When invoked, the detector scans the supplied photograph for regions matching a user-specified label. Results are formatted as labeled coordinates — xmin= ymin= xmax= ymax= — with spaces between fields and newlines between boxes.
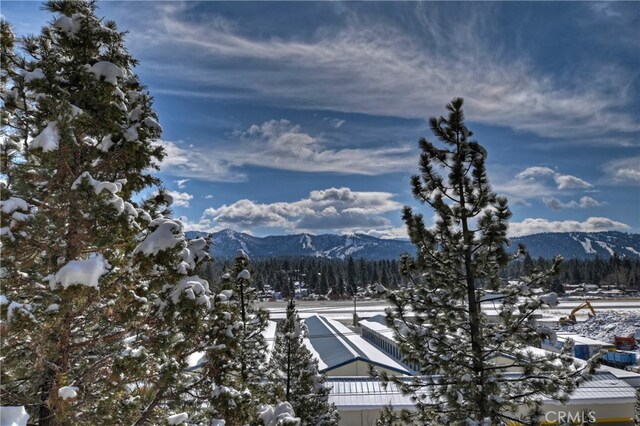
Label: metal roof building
xmin=328 ymin=372 xmax=638 ymax=407
xmin=327 ymin=372 xmax=637 ymax=426
xmin=359 ymin=315 xmax=420 ymax=371
xmin=354 ymin=315 xmax=638 ymax=426
xmin=303 ymin=314 xmax=413 ymax=376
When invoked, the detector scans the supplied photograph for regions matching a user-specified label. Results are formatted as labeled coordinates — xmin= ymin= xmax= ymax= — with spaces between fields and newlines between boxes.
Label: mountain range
xmin=185 ymin=230 xmax=640 ymax=261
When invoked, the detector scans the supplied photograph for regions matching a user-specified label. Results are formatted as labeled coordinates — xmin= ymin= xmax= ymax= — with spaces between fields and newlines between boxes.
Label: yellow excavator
xmin=559 ymin=301 xmax=596 ymax=325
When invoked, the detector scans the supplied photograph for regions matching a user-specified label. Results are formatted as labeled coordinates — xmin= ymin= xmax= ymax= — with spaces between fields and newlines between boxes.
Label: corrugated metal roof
xmin=359 ymin=319 xmax=395 ymax=336
xmin=327 ymin=372 xmax=637 ymax=410
xmin=304 ymin=315 xmax=411 ymax=375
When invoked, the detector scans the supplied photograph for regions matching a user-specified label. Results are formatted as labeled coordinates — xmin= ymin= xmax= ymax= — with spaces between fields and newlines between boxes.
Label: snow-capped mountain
xmin=186 ymin=230 xmax=640 ymax=260
xmin=186 ymin=229 xmax=416 ymax=260
xmin=508 ymin=231 xmax=640 ymax=260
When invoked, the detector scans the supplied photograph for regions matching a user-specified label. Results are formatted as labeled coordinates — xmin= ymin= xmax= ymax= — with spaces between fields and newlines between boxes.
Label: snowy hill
xmin=186 ymin=230 xmax=640 ymax=260
xmin=187 ymin=229 xmax=415 ymax=260
xmin=508 ymin=231 xmax=640 ymax=260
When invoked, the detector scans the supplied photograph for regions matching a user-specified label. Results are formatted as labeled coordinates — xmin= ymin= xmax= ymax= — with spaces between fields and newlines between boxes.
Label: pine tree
xmin=347 ymin=256 xmax=357 ymax=296
xmin=191 ymin=250 xmax=274 ymax=425
xmin=271 ymin=300 xmax=339 ymax=426
xmin=380 ymin=98 xmax=598 ymax=425
xmin=1 ymin=2 xmax=212 ymax=424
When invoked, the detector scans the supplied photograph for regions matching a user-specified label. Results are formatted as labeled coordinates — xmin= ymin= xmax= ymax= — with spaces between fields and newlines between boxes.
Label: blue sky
xmin=4 ymin=1 xmax=639 ymax=238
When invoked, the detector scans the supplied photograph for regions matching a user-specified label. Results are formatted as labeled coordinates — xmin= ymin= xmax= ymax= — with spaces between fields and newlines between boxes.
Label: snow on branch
xmin=71 ymin=172 xmax=137 ymax=217
xmin=133 ymin=218 xmax=184 ymax=256
xmin=169 ymin=275 xmax=211 ymax=309
xmin=29 ymin=122 xmax=60 ymax=152
xmin=53 ymin=13 xmax=85 ymax=36
xmin=258 ymin=402 xmax=300 ymax=426
xmin=51 ymin=254 xmax=111 ymax=290
xmin=87 ymin=61 xmax=124 ymax=86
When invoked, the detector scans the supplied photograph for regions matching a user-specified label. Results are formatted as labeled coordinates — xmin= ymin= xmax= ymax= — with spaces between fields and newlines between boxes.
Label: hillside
xmin=186 ymin=230 xmax=640 ymax=260
xmin=509 ymin=231 xmax=640 ymax=260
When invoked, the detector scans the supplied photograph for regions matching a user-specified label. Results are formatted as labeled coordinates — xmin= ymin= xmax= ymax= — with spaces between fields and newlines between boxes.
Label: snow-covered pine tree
xmin=379 ymin=98 xmax=598 ymax=425
xmin=0 ymin=2 xmax=212 ymax=424
xmin=191 ymin=249 xmax=274 ymax=425
xmin=271 ymin=299 xmax=339 ymax=426
xmin=1 ymin=19 xmax=20 ymax=178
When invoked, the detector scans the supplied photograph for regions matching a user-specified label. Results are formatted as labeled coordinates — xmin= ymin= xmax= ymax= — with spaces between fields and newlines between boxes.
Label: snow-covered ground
xmin=260 ymin=298 xmax=640 ymax=321
xmin=566 ymin=310 xmax=640 ymax=343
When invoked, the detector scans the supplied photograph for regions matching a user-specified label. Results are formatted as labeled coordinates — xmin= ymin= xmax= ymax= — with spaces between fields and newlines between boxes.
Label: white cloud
xmin=154 ymin=140 xmax=246 ymax=182
xmin=324 ymin=117 xmax=346 ymax=128
xmin=516 ymin=167 xmax=557 ymax=179
xmin=357 ymin=227 xmax=409 ymax=240
xmin=516 ymin=166 xmax=592 ymax=190
xmin=509 ymin=216 xmax=629 ymax=237
xmin=495 ymin=177 xmax=555 ymax=202
xmin=205 ymin=195 xmax=215 ymax=199
xmin=600 ymin=156 xmax=640 ymax=185
xmin=543 ymin=196 xmax=605 ymax=210
xmin=229 ymin=119 xmax=415 ymax=175
xmin=554 ymin=175 xmax=592 ymax=190
xmin=495 ymin=166 xmax=593 ymax=205
xmin=155 ymin=140 xmax=190 ymax=167
xmin=185 ymin=187 xmax=402 ymax=234
xmin=138 ymin=3 xmax=638 ymax=146
xmin=154 ymin=121 xmax=415 ymax=181
xmin=589 ymin=2 xmax=622 ymax=18
xmin=174 ymin=179 xmax=190 ymax=189
xmin=165 ymin=190 xmax=193 ymax=207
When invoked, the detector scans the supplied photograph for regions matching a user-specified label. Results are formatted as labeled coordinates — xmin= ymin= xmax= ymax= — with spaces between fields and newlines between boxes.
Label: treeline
xmin=199 ymin=256 xmax=404 ymax=298
xmin=501 ymin=254 xmax=640 ymax=290
xmin=199 ymin=254 xmax=640 ymax=298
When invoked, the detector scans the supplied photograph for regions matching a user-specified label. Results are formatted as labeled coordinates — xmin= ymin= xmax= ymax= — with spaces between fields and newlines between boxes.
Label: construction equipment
xmin=614 ymin=335 xmax=638 ymax=350
xmin=559 ymin=301 xmax=596 ymax=326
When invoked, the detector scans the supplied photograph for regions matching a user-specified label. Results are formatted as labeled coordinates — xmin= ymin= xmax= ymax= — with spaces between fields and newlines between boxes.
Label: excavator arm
xmin=559 ymin=301 xmax=596 ymax=325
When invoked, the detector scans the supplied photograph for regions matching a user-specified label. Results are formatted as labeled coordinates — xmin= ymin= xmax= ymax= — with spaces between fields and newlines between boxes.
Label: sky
xmin=3 ymin=1 xmax=639 ymax=238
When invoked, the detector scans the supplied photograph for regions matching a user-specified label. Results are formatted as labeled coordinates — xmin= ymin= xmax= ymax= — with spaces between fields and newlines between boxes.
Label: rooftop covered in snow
xmin=327 ymin=371 xmax=637 ymax=411
xmin=303 ymin=315 xmax=412 ymax=376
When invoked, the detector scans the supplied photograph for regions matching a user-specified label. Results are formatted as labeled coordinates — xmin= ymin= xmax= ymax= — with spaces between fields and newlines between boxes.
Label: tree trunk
xmin=286 ymin=337 xmax=291 ymax=400
xmin=456 ymin=135 xmax=488 ymax=420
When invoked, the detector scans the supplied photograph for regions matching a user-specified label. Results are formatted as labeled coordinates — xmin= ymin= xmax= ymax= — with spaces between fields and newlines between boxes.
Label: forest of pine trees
xmin=502 ymin=254 xmax=640 ymax=291
xmin=197 ymin=254 xmax=640 ymax=300
xmin=199 ymin=256 xmax=405 ymax=299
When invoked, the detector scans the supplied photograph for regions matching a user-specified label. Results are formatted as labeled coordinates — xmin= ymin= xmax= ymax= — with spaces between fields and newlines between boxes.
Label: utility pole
xmin=353 ymin=295 xmax=358 ymax=326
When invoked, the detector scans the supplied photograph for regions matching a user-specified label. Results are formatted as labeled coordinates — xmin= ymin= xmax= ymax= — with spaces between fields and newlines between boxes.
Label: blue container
xmin=603 ymin=351 xmax=637 ymax=366
xmin=573 ymin=345 xmax=590 ymax=360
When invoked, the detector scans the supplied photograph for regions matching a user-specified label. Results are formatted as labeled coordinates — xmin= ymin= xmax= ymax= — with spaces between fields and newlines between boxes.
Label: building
xmin=327 ymin=372 xmax=637 ymax=426
xmin=542 ymin=332 xmax=616 ymax=360
xmin=303 ymin=314 xmax=412 ymax=376
xmin=334 ymin=315 xmax=638 ymax=426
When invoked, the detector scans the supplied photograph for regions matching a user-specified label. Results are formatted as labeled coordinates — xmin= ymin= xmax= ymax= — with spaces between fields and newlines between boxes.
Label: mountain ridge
xmin=185 ymin=229 xmax=640 ymax=261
